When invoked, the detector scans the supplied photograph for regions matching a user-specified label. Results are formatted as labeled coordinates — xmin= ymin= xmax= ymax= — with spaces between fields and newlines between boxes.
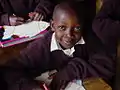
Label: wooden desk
xmin=0 ymin=41 xmax=30 ymax=65
xmin=84 ymin=78 xmax=112 ymax=90
xmin=0 ymin=33 xmax=45 ymax=65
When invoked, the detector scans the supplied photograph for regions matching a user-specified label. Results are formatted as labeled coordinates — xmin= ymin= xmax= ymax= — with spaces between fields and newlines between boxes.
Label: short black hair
xmin=52 ymin=1 xmax=85 ymax=24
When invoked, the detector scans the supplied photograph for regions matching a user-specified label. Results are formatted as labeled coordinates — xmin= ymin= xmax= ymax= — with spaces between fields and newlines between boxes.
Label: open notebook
xmin=0 ymin=21 xmax=49 ymax=47
xmin=65 ymin=80 xmax=86 ymax=90
xmin=3 ymin=21 xmax=50 ymax=39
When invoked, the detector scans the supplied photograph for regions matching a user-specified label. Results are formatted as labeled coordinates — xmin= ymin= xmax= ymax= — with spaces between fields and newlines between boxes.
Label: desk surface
xmin=0 ymin=41 xmax=30 ymax=65
xmin=84 ymin=78 xmax=112 ymax=90
xmin=0 ymin=32 xmax=44 ymax=65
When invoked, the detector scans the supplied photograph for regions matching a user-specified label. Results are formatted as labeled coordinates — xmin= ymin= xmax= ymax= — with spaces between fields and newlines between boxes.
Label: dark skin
xmin=9 ymin=15 xmax=25 ymax=26
xmin=29 ymin=12 xmax=44 ymax=21
xmin=51 ymin=9 xmax=82 ymax=49
xmin=50 ymin=7 xmax=82 ymax=89
xmin=9 ymin=12 xmax=44 ymax=26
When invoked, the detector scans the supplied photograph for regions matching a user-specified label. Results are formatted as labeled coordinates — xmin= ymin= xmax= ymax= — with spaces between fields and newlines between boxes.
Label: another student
xmin=92 ymin=0 xmax=120 ymax=53
xmin=92 ymin=0 xmax=120 ymax=89
xmin=0 ymin=0 xmax=54 ymax=26
xmin=3 ymin=2 xmax=115 ymax=90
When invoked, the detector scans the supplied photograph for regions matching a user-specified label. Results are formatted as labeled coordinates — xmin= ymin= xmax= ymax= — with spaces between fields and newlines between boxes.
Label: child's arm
xmin=2 ymin=37 xmax=50 ymax=90
xmin=50 ymin=52 xmax=115 ymax=90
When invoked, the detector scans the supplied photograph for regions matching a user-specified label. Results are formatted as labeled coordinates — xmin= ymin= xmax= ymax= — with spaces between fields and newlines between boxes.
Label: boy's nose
xmin=66 ymin=29 xmax=73 ymax=37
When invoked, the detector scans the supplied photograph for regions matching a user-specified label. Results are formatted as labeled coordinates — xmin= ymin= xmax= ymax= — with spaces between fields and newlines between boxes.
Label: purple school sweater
xmin=3 ymin=31 xmax=115 ymax=90
xmin=92 ymin=0 xmax=120 ymax=53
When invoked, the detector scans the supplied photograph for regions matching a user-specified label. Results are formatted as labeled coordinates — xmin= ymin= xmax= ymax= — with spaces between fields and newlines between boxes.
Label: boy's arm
xmin=92 ymin=0 xmax=120 ymax=42
xmin=50 ymin=52 xmax=115 ymax=90
xmin=34 ymin=0 xmax=54 ymax=20
xmin=3 ymin=38 xmax=49 ymax=90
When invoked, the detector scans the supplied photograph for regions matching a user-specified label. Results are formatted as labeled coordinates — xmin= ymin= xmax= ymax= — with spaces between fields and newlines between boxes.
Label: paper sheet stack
xmin=3 ymin=21 xmax=50 ymax=40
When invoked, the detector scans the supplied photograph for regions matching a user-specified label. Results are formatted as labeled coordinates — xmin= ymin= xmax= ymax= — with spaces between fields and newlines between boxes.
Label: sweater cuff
xmin=0 ymin=14 xmax=10 ymax=25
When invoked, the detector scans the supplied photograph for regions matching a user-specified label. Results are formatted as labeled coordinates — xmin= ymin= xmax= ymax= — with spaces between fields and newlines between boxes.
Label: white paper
xmin=3 ymin=21 xmax=50 ymax=39
xmin=35 ymin=70 xmax=57 ymax=85
xmin=65 ymin=80 xmax=86 ymax=90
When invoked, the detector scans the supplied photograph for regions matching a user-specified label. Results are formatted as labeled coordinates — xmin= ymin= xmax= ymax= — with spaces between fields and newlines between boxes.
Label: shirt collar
xmin=50 ymin=33 xmax=85 ymax=56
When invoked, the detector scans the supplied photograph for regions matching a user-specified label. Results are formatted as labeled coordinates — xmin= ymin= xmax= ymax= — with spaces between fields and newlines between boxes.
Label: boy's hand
xmin=29 ymin=12 xmax=44 ymax=21
xmin=49 ymin=72 xmax=69 ymax=90
xmin=50 ymin=78 xmax=69 ymax=90
xmin=48 ymin=70 xmax=57 ymax=79
xmin=9 ymin=15 xmax=24 ymax=26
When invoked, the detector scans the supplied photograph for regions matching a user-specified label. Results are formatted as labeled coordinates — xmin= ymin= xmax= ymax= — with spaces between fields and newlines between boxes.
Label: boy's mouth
xmin=63 ymin=40 xmax=73 ymax=46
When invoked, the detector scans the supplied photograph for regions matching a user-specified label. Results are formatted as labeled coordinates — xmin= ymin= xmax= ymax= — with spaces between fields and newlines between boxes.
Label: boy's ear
xmin=50 ymin=19 xmax=55 ymax=31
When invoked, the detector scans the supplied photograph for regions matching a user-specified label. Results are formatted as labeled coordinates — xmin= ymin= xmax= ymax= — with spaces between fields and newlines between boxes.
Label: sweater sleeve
xmin=92 ymin=0 xmax=120 ymax=43
xmin=3 ymin=37 xmax=50 ymax=90
xmin=0 ymin=2 xmax=10 ymax=25
xmin=0 ymin=13 xmax=10 ymax=25
xmin=50 ymin=51 xmax=115 ymax=90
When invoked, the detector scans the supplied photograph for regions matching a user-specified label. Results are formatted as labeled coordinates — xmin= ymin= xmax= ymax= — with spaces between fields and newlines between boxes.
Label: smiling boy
xmin=3 ymin=1 xmax=115 ymax=90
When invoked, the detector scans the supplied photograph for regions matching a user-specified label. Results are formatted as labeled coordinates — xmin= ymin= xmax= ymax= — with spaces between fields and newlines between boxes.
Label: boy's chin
xmin=61 ymin=44 xmax=74 ymax=49
xmin=65 ymin=45 xmax=73 ymax=49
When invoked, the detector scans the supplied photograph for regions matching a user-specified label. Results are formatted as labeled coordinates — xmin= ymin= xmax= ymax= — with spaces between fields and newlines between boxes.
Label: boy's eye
xmin=74 ymin=26 xmax=81 ymax=31
xmin=58 ymin=26 xmax=66 ymax=31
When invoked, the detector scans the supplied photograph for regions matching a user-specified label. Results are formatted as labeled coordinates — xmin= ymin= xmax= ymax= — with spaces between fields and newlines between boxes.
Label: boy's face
xmin=51 ymin=10 xmax=82 ymax=49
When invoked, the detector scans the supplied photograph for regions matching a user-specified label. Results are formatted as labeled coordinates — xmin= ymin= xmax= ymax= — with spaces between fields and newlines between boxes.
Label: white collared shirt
xmin=50 ymin=33 xmax=85 ymax=57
